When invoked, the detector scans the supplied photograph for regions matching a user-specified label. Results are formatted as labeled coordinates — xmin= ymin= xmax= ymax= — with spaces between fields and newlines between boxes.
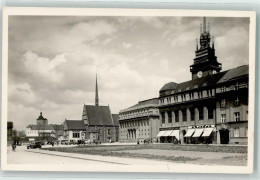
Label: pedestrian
xmin=12 ymin=141 xmax=16 ymax=152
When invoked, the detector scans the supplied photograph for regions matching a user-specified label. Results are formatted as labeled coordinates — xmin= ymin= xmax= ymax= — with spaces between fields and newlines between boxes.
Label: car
xmin=69 ymin=140 xmax=77 ymax=145
xmin=60 ymin=140 xmax=69 ymax=145
xmin=27 ymin=141 xmax=42 ymax=149
xmin=92 ymin=139 xmax=101 ymax=145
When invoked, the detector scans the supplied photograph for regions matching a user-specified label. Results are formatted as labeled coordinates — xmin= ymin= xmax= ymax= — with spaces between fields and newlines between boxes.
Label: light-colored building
xmin=63 ymin=120 xmax=86 ymax=141
xmin=118 ymin=98 xmax=160 ymax=143
xmin=26 ymin=112 xmax=64 ymax=141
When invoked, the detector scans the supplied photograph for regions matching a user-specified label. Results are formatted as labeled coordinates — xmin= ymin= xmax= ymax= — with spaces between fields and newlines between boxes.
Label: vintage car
xmin=27 ymin=141 xmax=42 ymax=149
xmin=60 ymin=140 xmax=69 ymax=145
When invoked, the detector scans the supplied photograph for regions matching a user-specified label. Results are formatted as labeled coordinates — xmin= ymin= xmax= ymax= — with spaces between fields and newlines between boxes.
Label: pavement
xmin=7 ymin=145 xmax=186 ymax=165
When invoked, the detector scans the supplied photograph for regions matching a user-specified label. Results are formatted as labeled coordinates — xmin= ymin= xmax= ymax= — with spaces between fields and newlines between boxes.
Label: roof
xmin=120 ymin=98 xmax=159 ymax=113
xmin=37 ymin=112 xmax=47 ymax=121
xmin=84 ymin=105 xmax=116 ymax=126
xmin=64 ymin=120 xmax=85 ymax=130
xmin=173 ymin=71 xmax=226 ymax=92
xmin=112 ymin=114 xmax=119 ymax=126
xmin=26 ymin=124 xmax=54 ymax=130
xmin=160 ymin=65 xmax=249 ymax=97
xmin=160 ymin=82 xmax=178 ymax=92
xmin=217 ymin=65 xmax=249 ymax=84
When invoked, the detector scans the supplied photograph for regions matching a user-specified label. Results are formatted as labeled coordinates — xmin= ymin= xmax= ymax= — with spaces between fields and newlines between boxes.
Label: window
xmin=208 ymin=107 xmax=214 ymax=119
xmin=108 ymin=129 xmax=111 ymax=135
xmin=234 ymin=82 xmax=239 ymax=90
xmin=234 ymin=112 xmax=240 ymax=122
xmin=168 ymin=111 xmax=172 ymax=123
xmin=174 ymin=110 xmax=179 ymax=122
xmin=234 ymin=97 xmax=240 ymax=106
xmin=73 ymin=132 xmax=80 ymax=138
xmin=161 ymin=112 xmax=165 ymax=124
xmin=199 ymin=107 xmax=204 ymax=120
xmin=220 ymin=99 xmax=226 ymax=108
xmin=190 ymin=108 xmax=195 ymax=121
xmin=182 ymin=109 xmax=187 ymax=121
xmin=221 ymin=86 xmax=226 ymax=92
xmin=221 ymin=114 xmax=226 ymax=123
xmin=234 ymin=128 xmax=239 ymax=137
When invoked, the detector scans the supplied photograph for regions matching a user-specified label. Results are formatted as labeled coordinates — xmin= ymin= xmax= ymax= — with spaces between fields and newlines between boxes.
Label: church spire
xmin=95 ymin=74 xmax=99 ymax=106
xmin=203 ymin=17 xmax=206 ymax=33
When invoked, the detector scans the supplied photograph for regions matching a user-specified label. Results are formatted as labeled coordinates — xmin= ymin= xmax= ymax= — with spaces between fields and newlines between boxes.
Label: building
xmin=63 ymin=120 xmax=86 ymax=141
xmin=118 ymin=98 xmax=160 ymax=143
xmin=157 ymin=17 xmax=248 ymax=145
xmin=7 ymin=121 xmax=13 ymax=142
xmin=26 ymin=112 xmax=64 ymax=141
xmin=63 ymin=75 xmax=119 ymax=143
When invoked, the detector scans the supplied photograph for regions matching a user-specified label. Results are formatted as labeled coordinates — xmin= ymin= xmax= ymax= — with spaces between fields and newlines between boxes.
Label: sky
xmin=8 ymin=16 xmax=249 ymax=130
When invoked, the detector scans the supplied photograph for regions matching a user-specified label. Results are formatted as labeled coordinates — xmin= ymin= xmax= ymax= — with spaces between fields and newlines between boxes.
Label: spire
xmin=203 ymin=17 xmax=206 ymax=33
xmin=196 ymin=38 xmax=198 ymax=50
xmin=212 ymin=36 xmax=215 ymax=49
xmin=207 ymin=22 xmax=210 ymax=33
xmin=95 ymin=74 xmax=99 ymax=106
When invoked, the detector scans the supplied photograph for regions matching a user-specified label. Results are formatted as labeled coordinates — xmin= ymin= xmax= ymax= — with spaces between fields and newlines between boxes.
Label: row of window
xmin=160 ymin=89 xmax=215 ymax=105
xmin=233 ymin=127 xmax=248 ymax=138
xmin=120 ymin=120 xmax=149 ymax=128
xmin=119 ymin=109 xmax=150 ymax=119
xmin=220 ymin=82 xmax=245 ymax=93
xmin=221 ymin=112 xmax=242 ymax=123
xmin=161 ymin=107 xmax=214 ymax=123
xmin=220 ymin=97 xmax=240 ymax=108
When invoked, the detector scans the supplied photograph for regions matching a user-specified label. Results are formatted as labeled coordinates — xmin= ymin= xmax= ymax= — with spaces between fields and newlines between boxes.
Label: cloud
xmin=122 ymin=42 xmax=132 ymax=49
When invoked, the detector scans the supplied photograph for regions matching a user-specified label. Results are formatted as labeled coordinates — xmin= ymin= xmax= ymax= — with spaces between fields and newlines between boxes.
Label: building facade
xmin=157 ymin=17 xmax=248 ymax=145
xmin=26 ymin=112 xmax=64 ymax=141
xmin=118 ymin=98 xmax=160 ymax=143
xmin=63 ymin=75 xmax=119 ymax=143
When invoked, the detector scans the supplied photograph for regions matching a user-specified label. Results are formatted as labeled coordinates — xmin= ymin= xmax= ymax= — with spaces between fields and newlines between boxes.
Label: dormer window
xmin=221 ymin=86 xmax=226 ymax=92
xmin=234 ymin=82 xmax=239 ymax=90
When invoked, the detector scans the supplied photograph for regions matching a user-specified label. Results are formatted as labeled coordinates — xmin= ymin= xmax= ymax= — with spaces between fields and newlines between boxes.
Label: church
xmin=157 ymin=17 xmax=248 ymax=145
xmin=63 ymin=75 xmax=119 ymax=143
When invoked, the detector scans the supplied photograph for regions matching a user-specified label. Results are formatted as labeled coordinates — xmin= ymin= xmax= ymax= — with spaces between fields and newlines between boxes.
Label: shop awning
xmin=184 ymin=129 xmax=195 ymax=137
xmin=169 ymin=130 xmax=180 ymax=140
xmin=192 ymin=129 xmax=204 ymax=137
xmin=163 ymin=130 xmax=173 ymax=136
xmin=201 ymin=128 xmax=213 ymax=137
xmin=157 ymin=130 xmax=166 ymax=137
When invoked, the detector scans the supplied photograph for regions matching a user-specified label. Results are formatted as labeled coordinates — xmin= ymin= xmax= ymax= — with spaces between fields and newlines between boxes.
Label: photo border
xmin=1 ymin=7 xmax=256 ymax=173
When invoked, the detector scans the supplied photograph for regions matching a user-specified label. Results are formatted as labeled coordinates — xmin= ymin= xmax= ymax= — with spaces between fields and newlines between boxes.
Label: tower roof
xmin=37 ymin=112 xmax=47 ymax=121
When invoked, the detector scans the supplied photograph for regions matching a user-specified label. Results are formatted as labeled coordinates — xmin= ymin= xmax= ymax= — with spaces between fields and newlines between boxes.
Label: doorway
xmin=219 ymin=129 xmax=229 ymax=144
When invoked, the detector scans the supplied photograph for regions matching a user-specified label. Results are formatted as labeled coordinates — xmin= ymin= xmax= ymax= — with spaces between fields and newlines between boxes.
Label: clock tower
xmin=190 ymin=17 xmax=222 ymax=80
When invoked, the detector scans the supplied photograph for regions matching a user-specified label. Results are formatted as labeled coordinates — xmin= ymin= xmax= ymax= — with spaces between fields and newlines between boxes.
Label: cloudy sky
xmin=8 ymin=16 xmax=249 ymax=130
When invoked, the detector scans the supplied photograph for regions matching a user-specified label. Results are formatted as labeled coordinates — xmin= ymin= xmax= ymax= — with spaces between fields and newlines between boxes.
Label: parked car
xmin=27 ymin=141 xmax=42 ymax=149
xmin=92 ymin=139 xmax=101 ymax=145
xmin=69 ymin=140 xmax=77 ymax=145
xmin=60 ymin=140 xmax=69 ymax=145
xmin=84 ymin=139 xmax=91 ymax=144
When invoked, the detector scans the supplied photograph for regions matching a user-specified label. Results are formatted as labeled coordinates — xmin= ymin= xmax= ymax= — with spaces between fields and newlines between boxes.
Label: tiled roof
xmin=65 ymin=120 xmax=85 ymax=130
xmin=112 ymin=114 xmax=119 ymax=126
xmin=174 ymin=71 xmax=226 ymax=92
xmin=160 ymin=82 xmax=178 ymax=92
xmin=27 ymin=124 xmax=54 ymax=130
xmin=120 ymin=98 xmax=159 ymax=112
xmin=217 ymin=65 xmax=249 ymax=84
xmin=160 ymin=65 xmax=249 ymax=97
xmin=84 ymin=105 xmax=116 ymax=126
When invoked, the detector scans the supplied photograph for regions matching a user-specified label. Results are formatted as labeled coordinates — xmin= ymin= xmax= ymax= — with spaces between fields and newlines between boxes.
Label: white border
xmin=1 ymin=7 xmax=256 ymax=173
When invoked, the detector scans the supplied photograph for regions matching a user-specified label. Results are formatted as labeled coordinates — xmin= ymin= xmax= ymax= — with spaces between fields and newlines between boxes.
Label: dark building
xmin=157 ymin=17 xmax=248 ymax=145
xmin=7 ymin=121 xmax=13 ymax=142
xmin=63 ymin=75 xmax=119 ymax=143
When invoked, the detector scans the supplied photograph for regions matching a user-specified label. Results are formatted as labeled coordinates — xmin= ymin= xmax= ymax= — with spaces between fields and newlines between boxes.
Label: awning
xmin=163 ymin=130 xmax=173 ymax=136
xmin=202 ymin=128 xmax=213 ymax=137
xmin=184 ymin=129 xmax=195 ymax=137
xmin=192 ymin=129 xmax=204 ymax=137
xmin=157 ymin=130 xmax=166 ymax=137
xmin=169 ymin=130 xmax=180 ymax=140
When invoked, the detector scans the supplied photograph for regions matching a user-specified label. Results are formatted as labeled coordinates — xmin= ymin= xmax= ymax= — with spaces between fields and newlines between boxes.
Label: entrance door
xmin=219 ymin=129 xmax=229 ymax=144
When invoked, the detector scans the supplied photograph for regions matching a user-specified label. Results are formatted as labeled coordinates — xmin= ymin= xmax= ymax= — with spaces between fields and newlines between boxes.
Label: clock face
xmin=197 ymin=71 xmax=203 ymax=78
xmin=213 ymin=70 xmax=217 ymax=74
